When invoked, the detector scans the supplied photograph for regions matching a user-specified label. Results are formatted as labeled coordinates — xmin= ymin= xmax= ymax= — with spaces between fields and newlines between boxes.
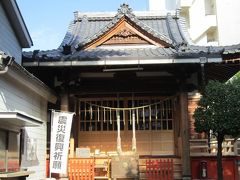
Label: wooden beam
xmin=179 ymin=92 xmax=191 ymax=179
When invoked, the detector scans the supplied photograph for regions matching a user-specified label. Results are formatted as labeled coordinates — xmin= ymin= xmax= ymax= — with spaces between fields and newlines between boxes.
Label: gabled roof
xmin=60 ymin=4 xmax=190 ymax=50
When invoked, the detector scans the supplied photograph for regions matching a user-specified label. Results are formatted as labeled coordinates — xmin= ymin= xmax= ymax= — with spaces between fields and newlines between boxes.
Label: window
xmin=205 ymin=0 xmax=216 ymax=15
xmin=0 ymin=130 xmax=20 ymax=172
xmin=127 ymin=99 xmax=173 ymax=131
xmin=78 ymin=97 xmax=174 ymax=132
xmin=79 ymin=100 xmax=125 ymax=131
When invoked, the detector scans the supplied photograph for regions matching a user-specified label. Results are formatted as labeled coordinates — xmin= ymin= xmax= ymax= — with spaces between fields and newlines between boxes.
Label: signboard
xmin=75 ymin=148 xmax=91 ymax=158
xmin=50 ymin=111 xmax=74 ymax=174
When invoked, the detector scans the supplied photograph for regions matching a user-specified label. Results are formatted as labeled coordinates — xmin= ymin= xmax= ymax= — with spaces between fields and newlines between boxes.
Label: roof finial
xmin=118 ymin=4 xmax=132 ymax=14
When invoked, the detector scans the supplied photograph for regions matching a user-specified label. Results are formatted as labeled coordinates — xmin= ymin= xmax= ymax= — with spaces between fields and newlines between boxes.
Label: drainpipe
xmin=0 ymin=54 xmax=14 ymax=74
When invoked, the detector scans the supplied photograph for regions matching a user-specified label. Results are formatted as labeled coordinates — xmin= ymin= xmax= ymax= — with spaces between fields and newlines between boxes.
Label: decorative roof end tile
xmin=118 ymin=4 xmax=132 ymax=15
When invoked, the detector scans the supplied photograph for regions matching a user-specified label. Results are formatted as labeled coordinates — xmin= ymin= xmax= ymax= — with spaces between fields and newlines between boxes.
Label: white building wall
xmin=0 ymin=4 xmax=22 ymax=64
xmin=188 ymin=0 xmax=206 ymax=43
xmin=181 ymin=0 xmax=240 ymax=46
xmin=149 ymin=0 xmax=240 ymax=46
xmin=215 ymin=0 xmax=240 ymax=45
xmin=0 ymin=75 xmax=48 ymax=180
xmin=149 ymin=0 xmax=180 ymax=12
xmin=22 ymin=122 xmax=47 ymax=180
xmin=0 ymin=2 xmax=52 ymax=179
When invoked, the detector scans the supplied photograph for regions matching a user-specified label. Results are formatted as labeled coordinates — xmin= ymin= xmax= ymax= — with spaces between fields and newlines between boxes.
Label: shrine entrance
xmin=75 ymin=96 xmax=175 ymax=156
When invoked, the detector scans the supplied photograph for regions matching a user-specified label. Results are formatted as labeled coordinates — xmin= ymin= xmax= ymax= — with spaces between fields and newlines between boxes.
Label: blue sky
xmin=17 ymin=0 xmax=149 ymax=50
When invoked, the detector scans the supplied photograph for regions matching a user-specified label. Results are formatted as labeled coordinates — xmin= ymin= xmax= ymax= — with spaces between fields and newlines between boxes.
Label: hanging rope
xmin=80 ymin=96 xmax=175 ymax=126
xmin=83 ymin=96 xmax=175 ymax=111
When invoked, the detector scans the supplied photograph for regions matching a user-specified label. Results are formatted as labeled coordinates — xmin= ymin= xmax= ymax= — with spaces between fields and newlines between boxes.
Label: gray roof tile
xmin=60 ymin=4 xmax=190 ymax=50
xmin=23 ymin=44 xmax=240 ymax=63
xmin=22 ymin=4 xmax=240 ymax=64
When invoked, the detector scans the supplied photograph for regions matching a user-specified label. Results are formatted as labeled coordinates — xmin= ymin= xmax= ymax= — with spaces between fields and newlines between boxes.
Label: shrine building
xmin=22 ymin=4 xmax=240 ymax=180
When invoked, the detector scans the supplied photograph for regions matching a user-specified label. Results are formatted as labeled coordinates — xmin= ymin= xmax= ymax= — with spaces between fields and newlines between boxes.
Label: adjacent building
xmin=149 ymin=0 xmax=240 ymax=46
xmin=0 ymin=0 xmax=56 ymax=179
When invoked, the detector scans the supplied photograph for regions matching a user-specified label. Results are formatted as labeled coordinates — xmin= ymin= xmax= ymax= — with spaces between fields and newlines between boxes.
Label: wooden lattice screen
xmin=68 ymin=158 xmax=94 ymax=180
xmin=146 ymin=159 xmax=173 ymax=180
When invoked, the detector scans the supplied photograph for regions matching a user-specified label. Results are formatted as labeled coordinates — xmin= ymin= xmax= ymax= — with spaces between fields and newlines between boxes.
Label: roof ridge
xmin=74 ymin=11 xmax=174 ymax=20
xmin=165 ymin=13 xmax=177 ymax=46
xmin=177 ymin=17 xmax=194 ymax=45
xmin=75 ymin=4 xmax=174 ymax=50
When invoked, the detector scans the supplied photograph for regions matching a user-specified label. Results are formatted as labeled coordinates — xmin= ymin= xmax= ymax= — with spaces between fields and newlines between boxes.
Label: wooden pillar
xmin=60 ymin=93 xmax=69 ymax=111
xmin=180 ymin=92 xmax=191 ymax=179
xmin=60 ymin=93 xmax=74 ymax=158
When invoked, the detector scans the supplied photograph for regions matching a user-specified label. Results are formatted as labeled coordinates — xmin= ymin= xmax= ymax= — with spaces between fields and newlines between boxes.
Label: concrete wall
xmin=0 ymin=74 xmax=48 ymax=180
xmin=149 ymin=0 xmax=240 ymax=46
xmin=181 ymin=0 xmax=240 ymax=46
xmin=149 ymin=0 xmax=179 ymax=12
xmin=0 ymin=3 xmax=22 ymax=64
xmin=215 ymin=0 xmax=240 ymax=45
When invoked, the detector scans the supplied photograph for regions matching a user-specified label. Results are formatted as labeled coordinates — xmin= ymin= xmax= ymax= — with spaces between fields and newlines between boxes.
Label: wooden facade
xmin=22 ymin=4 xmax=240 ymax=179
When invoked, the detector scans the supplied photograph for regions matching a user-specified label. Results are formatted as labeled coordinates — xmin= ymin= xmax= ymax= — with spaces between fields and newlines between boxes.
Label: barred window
xmin=78 ymin=97 xmax=173 ymax=131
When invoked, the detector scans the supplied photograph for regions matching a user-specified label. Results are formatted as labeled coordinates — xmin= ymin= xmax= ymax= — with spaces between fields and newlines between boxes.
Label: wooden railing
xmin=68 ymin=158 xmax=94 ymax=180
xmin=146 ymin=159 xmax=173 ymax=180
xmin=190 ymin=138 xmax=235 ymax=156
xmin=138 ymin=158 xmax=174 ymax=180
xmin=67 ymin=157 xmax=176 ymax=180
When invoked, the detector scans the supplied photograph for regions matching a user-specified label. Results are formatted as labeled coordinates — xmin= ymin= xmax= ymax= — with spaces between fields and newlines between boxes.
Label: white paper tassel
xmin=149 ymin=106 xmax=152 ymax=122
xmin=143 ymin=107 xmax=145 ymax=123
xmin=129 ymin=109 xmax=132 ymax=125
xmin=136 ymin=108 xmax=139 ymax=125
xmin=110 ymin=108 xmax=112 ymax=124
xmin=155 ymin=104 xmax=158 ymax=120
xmin=97 ymin=107 xmax=100 ymax=122
xmin=168 ymin=100 xmax=171 ymax=114
xmin=116 ymin=109 xmax=118 ymax=122
xmin=123 ymin=110 xmax=125 ymax=125
xmin=78 ymin=100 xmax=81 ymax=118
xmin=90 ymin=105 xmax=93 ymax=120
xmin=104 ymin=108 xmax=106 ymax=123
xmin=85 ymin=102 xmax=87 ymax=118
xmin=162 ymin=102 xmax=165 ymax=116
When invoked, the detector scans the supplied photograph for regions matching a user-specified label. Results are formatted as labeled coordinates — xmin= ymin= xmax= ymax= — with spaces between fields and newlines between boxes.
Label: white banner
xmin=50 ymin=111 xmax=74 ymax=174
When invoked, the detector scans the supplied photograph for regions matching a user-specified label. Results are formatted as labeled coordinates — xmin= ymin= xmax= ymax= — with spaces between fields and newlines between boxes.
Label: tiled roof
xmin=222 ymin=44 xmax=240 ymax=54
xmin=23 ymin=45 xmax=224 ymax=62
xmin=22 ymin=4 xmax=240 ymax=63
xmin=59 ymin=4 xmax=190 ymax=50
